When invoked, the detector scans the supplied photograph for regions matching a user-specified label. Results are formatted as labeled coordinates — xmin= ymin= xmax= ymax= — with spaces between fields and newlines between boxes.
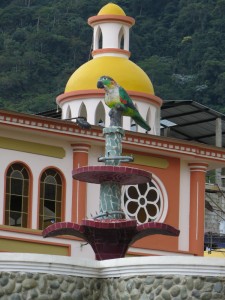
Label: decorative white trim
xmin=128 ymin=247 xmax=193 ymax=256
xmin=178 ymin=161 xmax=190 ymax=251
xmin=0 ymin=253 xmax=225 ymax=278
xmin=196 ymin=181 xmax=199 ymax=240
xmin=153 ymin=174 xmax=168 ymax=223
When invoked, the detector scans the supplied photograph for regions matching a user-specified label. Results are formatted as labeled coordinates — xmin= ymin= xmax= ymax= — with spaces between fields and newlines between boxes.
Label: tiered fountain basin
xmin=43 ymin=220 xmax=179 ymax=260
xmin=43 ymin=165 xmax=179 ymax=260
xmin=72 ymin=165 xmax=152 ymax=184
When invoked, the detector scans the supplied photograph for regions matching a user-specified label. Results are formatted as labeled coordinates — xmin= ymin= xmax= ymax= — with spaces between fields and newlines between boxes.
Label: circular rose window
xmin=122 ymin=175 xmax=168 ymax=224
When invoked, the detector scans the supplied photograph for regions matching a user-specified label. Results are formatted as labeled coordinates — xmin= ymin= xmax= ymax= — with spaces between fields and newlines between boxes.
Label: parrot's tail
xmin=133 ymin=115 xmax=151 ymax=132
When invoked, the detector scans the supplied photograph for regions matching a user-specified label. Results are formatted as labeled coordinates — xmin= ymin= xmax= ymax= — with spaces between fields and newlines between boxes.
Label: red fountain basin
xmin=72 ymin=165 xmax=152 ymax=185
xmin=43 ymin=220 xmax=180 ymax=260
xmin=43 ymin=166 xmax=180 ymax=260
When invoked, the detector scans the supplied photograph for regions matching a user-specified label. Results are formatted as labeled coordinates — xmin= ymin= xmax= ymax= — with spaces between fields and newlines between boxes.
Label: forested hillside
xmin=0 ymin=0 xmax=225 ymax=113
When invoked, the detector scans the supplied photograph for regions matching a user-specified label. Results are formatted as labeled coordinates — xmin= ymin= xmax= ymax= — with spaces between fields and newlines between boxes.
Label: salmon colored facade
xmin=0 ymin=108 xmax=225 ymax=258
xmin=71 ymin=144 xmax=90 ymax=223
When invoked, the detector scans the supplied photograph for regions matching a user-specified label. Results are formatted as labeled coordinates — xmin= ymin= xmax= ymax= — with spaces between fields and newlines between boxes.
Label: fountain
xmin=43 ymin=88 xmax=179 ymax=260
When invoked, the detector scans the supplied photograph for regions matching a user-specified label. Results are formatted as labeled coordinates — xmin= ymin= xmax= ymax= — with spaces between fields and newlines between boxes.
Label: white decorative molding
xmin=178 ymin=161 xmax=190 ymax=252
xmin=0 ymin=253 xmax=225 ymax=278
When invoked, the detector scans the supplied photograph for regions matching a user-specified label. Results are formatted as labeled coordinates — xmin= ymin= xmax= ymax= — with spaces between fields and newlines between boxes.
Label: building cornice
xmin=56 ymin=90 xmax=162 ymax=107
xmin=88 ymin=15 xmax=135 ymax=27
xmin=91 ymin=48 xmax=131 ymax=58
xmin=0 ymin=110 xmax=225 ymax=167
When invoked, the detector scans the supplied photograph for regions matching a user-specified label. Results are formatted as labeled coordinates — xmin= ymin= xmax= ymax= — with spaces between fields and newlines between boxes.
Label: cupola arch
xmin=94 ymin=26 xmax=103 ymax=50
xmin=146 ymin=107 xmax=151 ymax=126
xmin=79 ymin=102 xmax=87 ymax=119
xmin=95 ymin=101 xmax=105 ymax=126
xmin=66 ymin=105 xmax=72 ymax=119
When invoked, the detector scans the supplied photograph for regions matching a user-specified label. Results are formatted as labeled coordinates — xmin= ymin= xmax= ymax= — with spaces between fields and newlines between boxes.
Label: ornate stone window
xmin=39 ymin=169 xmax=63 ymax=230
xmin=5 ymin=163 xmax=30 ymax=227
xmin=122 ymin=175 xmax=168 ymax=224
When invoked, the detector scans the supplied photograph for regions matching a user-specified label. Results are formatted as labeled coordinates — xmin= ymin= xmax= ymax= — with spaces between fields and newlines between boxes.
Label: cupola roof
xmin=98 ymin=3 xmax=126 ymax=16
xmin=60 ymin=3 xmax=157 ymax=104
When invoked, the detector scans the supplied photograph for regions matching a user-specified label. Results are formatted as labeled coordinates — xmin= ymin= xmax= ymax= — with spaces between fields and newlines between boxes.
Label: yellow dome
xmin=65 ymin=56 xmax=154 ymax=95
xmin=98 ymin=3 xmax=126 ymax=16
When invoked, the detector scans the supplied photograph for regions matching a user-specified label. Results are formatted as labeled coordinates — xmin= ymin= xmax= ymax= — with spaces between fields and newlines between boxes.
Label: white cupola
xmin=56 ymin=3 xmax=162 ymax=135
xmin=88 ymin=3 xmax=135 ymax=59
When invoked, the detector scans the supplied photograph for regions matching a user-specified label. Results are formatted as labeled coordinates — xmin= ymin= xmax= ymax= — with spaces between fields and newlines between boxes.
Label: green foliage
xmin=0 ymin=0 xmax=224 ymax=113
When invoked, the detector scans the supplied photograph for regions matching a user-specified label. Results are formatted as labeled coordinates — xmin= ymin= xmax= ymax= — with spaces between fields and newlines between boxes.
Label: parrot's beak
xmin=97 ymin=80 xmax=104 ymax=89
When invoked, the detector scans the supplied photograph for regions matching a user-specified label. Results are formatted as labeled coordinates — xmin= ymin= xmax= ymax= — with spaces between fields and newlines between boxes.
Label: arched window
xmin=95 ymin=26 xmax=103 ymax=49
xmin=5 ymin=163 xmax=30 ymax=227
xmin=146 ymin=107 xmax=151 ymax=125
xmin=130 ymin=103 xmax=138 ymax=131
xmin=95 ymin=101 xmax=105 ymax=126
xmin=39 ymin=168 xmax=63 ymax=230
xmin=79 ymin=102 xmax=87 ymax=120
xmin=66 ymin=105 xmax=72 ymax=119
xmin=130 ymin=119 xmax=137 ymax=132
xmin=118 ymin=26 xmax=125 ymax=49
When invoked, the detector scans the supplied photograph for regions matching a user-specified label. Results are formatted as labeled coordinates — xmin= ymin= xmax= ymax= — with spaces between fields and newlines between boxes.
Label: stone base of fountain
xmin=43 ymin=219 xmax=179 ymax=260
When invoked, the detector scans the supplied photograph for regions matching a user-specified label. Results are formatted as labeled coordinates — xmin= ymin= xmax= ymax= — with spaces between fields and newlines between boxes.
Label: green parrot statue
xmin=97 ymin=76 xmax=151 ymax=132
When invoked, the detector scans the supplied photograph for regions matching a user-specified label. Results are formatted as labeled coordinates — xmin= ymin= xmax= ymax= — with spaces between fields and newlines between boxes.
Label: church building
xmin=0 ymin=3 xmax=225 ymax=259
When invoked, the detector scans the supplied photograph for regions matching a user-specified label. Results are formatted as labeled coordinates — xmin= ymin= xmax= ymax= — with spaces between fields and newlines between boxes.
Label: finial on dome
xmin=98 ymin=3 xmax=126 ymax=16
xmin=88 ymin=4 xmax=135 ymax=28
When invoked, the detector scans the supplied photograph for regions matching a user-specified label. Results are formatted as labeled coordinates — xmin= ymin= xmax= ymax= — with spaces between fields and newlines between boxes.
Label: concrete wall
xmin=0 ymin=271 xmax=224 ymax=299
xmin=0 ymin=254 xmax=225 ymax=300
